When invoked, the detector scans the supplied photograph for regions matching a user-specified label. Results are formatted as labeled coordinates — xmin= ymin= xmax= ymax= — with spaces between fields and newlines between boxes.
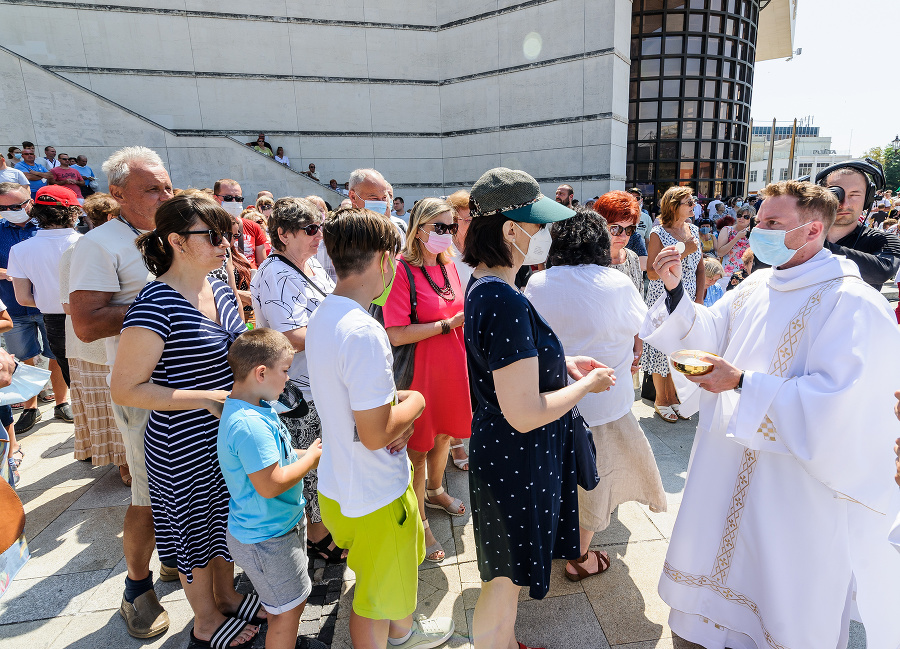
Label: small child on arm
xmin=217 ymin=328 xmax=324 ymax=649
xmin=306 ymin=207 xmax=454 ymax=649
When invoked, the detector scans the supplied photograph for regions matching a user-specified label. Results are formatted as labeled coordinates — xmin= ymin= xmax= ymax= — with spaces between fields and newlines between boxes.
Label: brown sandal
xmin=564 ymin=550 xmax=610 ymax=582
xmin=119 ymin=464 xmax=132 ymax=487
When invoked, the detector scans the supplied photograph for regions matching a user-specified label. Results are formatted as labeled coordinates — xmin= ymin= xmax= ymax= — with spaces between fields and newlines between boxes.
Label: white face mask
xmin=512 ymin=223 xmax=552 ymax=266
xmin=4 ymin=208 xmax=30 ymax=224
xmin=221 ymin=201 xmax=244 ymax=218
xmin=364 ymin=200 xmax=388 ymax=215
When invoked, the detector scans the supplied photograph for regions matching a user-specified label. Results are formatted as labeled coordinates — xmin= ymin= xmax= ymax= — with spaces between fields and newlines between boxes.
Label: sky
xmin=750 ymin=0 xmax=899 ymax=157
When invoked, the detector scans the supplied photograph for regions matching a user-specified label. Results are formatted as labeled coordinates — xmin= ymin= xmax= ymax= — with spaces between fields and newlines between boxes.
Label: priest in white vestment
xmin=641 ymin=181 xmax=900 ymax=649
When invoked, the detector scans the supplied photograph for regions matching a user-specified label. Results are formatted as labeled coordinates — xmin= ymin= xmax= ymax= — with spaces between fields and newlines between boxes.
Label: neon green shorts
xmin=318 ymin=481 xmax=425 ymax=621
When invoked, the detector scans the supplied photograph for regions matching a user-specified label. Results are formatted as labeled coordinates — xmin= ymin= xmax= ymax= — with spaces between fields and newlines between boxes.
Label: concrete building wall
xmin=0 ymin=0 xmax=630 ymax=203
xmin=0 ymin=46 xmax=341 ymax=204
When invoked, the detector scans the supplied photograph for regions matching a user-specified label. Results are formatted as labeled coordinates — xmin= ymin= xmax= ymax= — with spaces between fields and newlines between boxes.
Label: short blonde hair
xmin=446 ymin=190 xmax=470 ymax=215
xmin=659 ymin=186 xmax=693 ymax=227
xmin=403 ymin=197 xmax=456 ymax=268
xmin=760 ymin=180 xmax=838 ymax=232
xmin=703 ymin=256 xmax=724 ymax=279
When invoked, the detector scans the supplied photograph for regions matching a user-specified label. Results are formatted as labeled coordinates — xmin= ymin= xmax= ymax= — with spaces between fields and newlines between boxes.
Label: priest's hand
xmin=684 ymin=354 xmax=742 ymax=393
xmin=894 ymin=437 xmax=900 ymax=488
xmin=653 ymin=245 xmax=683 ymax=290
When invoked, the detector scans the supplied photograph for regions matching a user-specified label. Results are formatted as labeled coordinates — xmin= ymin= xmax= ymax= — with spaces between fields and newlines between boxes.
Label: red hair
xmin=593 ymin=191 xmax=639 ymax=225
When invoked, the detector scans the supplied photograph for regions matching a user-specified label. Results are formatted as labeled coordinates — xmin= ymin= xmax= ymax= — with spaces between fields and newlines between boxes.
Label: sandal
xmin=119 ymin=464 xmax=132 ymax=487
xmin=424 ymin=486 xmax=465 ymax=516
xmin=187 ymin=617 xmax=257 ymax=649
xmin=39 ymin=389 xmax=54 ymax=403
xmin=8 ymin=448 xmax=23 ymax=486
xmin=228 ymin=592 xmax=266 ymax=626
xmin=306 ymin=532 xmax=346 ymax=564
xmin=423 ymin=520 xmax=444 ymax=563
xmin=564 ymin=550 xmax=611 ymax=582
xmin=518 ymin=643 xmax=546 ymax=649
xmin=654 ymin=404 xmax=678 ymax=424
xmin=670 ymin=404 xmax=691 ymax=420
xmin=449 ymin=443 xmax=469 ymax=471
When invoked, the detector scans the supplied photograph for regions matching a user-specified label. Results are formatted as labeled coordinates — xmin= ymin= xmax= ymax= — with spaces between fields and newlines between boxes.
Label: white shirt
xmin=7 ymin=228 xmax=82 ymax=314
xmin=68 ymin=217 xmax=153 ymax=366
xmin=707 ymin=199 xmax=723 ymax=216
xmin=58 ymin=246 xmax=107 ymax=364
xmin=250 ymin=256 xmax=334 ymax=398
xmin=41 ymin=157 xmax=60 ymax=170
xmin=692 ymin=203 xmax=703 ymax=220
xmin=306 ymin=295 xmax=409 ymax=517
xmin=274 ymin=155 xmax=290 ymax=167
xmin=451 ymin=245 xmax=472 ymax=288
xmin=525 ymin=265 xmax=646 ymax=426
xmin=0 ymin=167 xmax=28 ymax=186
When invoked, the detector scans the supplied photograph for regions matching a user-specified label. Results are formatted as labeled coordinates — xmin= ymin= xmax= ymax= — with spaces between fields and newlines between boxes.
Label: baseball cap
xmin=34 ymin=185 xmax=80 ymax=208
xmin=470 ymin=167 xmax=575 ymax=224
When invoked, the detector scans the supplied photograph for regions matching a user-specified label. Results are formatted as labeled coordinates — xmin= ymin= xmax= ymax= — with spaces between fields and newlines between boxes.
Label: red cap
xmin=34 ymin=185 xmax=80 ymax=208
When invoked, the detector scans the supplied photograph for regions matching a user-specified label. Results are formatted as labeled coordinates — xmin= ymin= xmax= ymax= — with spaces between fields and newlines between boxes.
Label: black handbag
xmin=640 ymin=370 xmax=656 ymax=402
xmin=369 ymin=260 xmax=419 ymax=391
xmin=572 ymin=409 xmax=600 ymax=491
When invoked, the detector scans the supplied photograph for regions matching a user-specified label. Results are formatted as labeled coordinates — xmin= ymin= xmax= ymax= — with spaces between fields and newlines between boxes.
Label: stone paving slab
xmin=0 ymin=393 xmax=870 ymax=649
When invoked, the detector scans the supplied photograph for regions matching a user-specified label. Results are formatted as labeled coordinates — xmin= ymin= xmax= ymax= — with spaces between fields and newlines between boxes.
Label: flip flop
xmin=187 ymin=617 xmax=257 ymax=649
xmin=654 ymin=404 xmax=678 ymax=423
xmin=230 ymin=592 xmax=266 ymax=626
xmin=449 ymin=443 xmax=469 ymax=470
xmin=424 ymin=486 xmax=465 ymax=516
xmin=564 ymin=550 xmax=611 ymax=582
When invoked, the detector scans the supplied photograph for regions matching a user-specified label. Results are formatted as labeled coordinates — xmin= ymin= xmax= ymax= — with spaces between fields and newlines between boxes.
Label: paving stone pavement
xmin=0 ymin=392 xmax=867 ymax=649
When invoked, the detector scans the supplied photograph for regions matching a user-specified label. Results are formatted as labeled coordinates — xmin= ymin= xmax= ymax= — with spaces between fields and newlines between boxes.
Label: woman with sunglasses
xmin=111 ymin=195 xmax=260 ymax=649
xmin=249 ymin=197 xmax=343 ymax=564
xmin=716 ymin=204 xmax=755 ymax=275
xmin=643 ymin=186 xmax=704 ymax=424
xmin=382 ymin=197 xmax=471 ymax=563
xmin=596 ymin=190 xmax=645 ymax=298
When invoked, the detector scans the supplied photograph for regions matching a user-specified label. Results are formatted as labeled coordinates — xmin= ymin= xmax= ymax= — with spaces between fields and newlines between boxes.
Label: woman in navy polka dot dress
xmin=462 ymin=168 xmax=616 ymax=649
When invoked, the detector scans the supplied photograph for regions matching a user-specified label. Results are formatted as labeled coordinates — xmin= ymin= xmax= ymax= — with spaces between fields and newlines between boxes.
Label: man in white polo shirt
xmin=69 ymin=146 xmax=173 ymax=639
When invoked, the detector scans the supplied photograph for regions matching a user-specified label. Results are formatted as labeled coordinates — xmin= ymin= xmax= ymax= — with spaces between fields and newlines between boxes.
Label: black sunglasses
xmin=608 ymin=224 xmax=637 ymax=236
xmin=216 ymin=194 xmax=243 ymax=202
xmin=0 ymin=199 xmax=30 ymax=212
xmin=181 ymin=230 xmax=234 ymax=246
xmin=680 ymin=198 xmax=697 ymax=207
xmin=298 ymin=223 xmax=322 ymax=236
xmin=421 ymin=222 xmax=459 ymax=236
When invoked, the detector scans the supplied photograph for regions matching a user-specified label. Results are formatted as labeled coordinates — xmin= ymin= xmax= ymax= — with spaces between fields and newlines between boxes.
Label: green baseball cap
xmin=470 ymin=167 xmax=576 ymax=224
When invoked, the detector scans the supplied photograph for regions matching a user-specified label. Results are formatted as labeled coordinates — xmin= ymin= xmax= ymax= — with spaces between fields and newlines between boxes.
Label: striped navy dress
xmin=123 ymin=279 xmax=245 ymax=581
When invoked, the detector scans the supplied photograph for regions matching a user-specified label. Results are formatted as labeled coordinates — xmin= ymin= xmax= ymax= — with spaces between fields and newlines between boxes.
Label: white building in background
xmin=746 ymin=124 xmax=851 ymax=194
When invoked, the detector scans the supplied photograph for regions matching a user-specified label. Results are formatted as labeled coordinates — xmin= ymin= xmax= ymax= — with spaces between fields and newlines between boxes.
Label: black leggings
xmin=42 ymin=313 xmax=69 ymax=388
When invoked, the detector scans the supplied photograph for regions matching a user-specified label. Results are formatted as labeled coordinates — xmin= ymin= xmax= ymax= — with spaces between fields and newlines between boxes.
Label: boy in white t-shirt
xmin=306 ymin=207 xmax=454 ymax=649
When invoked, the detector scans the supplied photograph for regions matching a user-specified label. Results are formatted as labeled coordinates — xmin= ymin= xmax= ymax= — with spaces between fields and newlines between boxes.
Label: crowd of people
xmin=2 ymin=142 xmax=900 ymax=649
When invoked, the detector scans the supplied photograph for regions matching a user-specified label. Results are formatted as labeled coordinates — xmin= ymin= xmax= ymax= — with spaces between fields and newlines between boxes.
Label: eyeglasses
xmin=608 ymin=224 xmax=637 ymax=236
xmin=421 ymin=222 xmax=459 ymax=236
xmin=216 ymin=194 xmax=243 ymax=202
xmin=181 ymin=230 xmax=234 ymax=246
xmin=300 ymin=223 xmax=322 ymax=236
xmin=736 ymin=214 xmax=751 ymax=219
xmin=0 ymin=199 xmax=30 ymax=212
xmin=680 ymin=198 xmax=697 ymax=207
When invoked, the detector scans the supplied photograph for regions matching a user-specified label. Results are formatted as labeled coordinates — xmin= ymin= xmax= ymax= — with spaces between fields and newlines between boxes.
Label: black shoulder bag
xmin=369 ymin=260 xmax=418 ymax=391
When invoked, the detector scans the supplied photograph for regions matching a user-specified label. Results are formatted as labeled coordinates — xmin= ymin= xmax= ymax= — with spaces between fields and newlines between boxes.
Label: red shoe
xmin=518 ymin=642 xmax=546 ymax=649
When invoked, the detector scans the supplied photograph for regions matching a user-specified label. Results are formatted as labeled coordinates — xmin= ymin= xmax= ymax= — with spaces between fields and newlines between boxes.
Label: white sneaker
xmin=390 ymin=616 xmax=455 ymax=648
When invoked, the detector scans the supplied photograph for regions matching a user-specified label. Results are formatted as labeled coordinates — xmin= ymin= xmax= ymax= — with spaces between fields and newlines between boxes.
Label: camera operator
xmin=816 ymin=159 xmax=900 ymax=290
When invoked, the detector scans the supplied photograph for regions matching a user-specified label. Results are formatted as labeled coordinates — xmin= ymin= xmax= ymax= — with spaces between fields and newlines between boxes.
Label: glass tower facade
xmin=627 ymin=0 xmax=761 ymax=205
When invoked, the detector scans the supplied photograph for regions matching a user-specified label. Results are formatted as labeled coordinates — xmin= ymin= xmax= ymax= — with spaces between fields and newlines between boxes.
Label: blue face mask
xmin=748 ymin=222 xmax=812 ymax=267
xmin=700 ymin=227 xmax=711 ymax=234
xmin=364 ymin=200 xmax=388 ymax=216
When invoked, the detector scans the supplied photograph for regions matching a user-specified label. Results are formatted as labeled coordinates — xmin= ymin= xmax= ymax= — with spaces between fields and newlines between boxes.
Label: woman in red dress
xmin=383 ymin=197 xmax=472 ymax=562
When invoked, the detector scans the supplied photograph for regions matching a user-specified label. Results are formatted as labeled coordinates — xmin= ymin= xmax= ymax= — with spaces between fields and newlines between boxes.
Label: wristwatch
xmin=734 ymin=371 xmax=745 ymax=394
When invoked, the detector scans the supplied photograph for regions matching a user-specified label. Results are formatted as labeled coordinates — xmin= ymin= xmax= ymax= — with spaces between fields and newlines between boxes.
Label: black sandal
xmin=306 ymin=532 xmax=346 ymax=564
xmin=187 ymin=617 xmax=257 ymax=649
xmin=231 ymin=592 xmax=266 ymax=626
